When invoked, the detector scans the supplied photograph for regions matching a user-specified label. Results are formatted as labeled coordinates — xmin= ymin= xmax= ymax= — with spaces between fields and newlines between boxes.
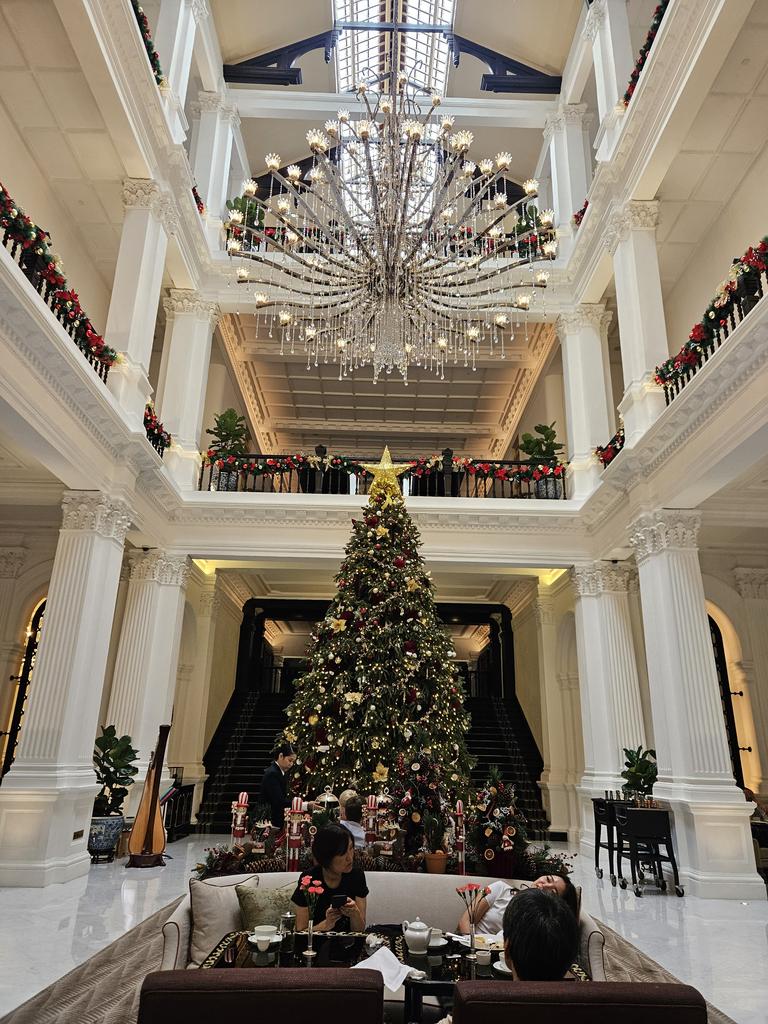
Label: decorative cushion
xmin=236 ymin=882 xmax=293 ymax=931
xmin=188 ymin=874 xmax=259 ymax=966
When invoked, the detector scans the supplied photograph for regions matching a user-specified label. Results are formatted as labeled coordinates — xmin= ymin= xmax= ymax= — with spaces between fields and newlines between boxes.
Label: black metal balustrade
xmin=1 ymin=232 xmax=112 ymax=383
xmin=198 ymin=446 xmax=566 ymax=500
xmin=161 ymin=778 xmax=195 ymax=843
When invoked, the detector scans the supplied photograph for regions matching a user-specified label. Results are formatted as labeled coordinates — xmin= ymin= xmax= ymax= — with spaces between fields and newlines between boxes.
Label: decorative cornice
xmin=556 ymin=304 xmax=606 ymax=340
xmin=61 ymin=492 xmax=132 ymax=543
xmin=628 ymin=509 xmax=701 ymax=565
xmin=0 ymin=547 xmax=25 ymax=579
xmin=130 ymin=550 xmax=190 ymax=588
xmin=583 ymin=0 xmax=606 ymax=43
xmin=733 ymin=568 xmax=768 ymax=600
xmin=164 ymin=289 xmax=220 ymax=324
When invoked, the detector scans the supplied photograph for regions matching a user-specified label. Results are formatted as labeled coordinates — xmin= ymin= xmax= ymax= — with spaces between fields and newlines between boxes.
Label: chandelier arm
xmin=401 ymin=152 xmax=463 ymax=262
xmin=245 ymin=231 xmax=357 ymax=280
xmin=309 ymin=154 xmax=377 ymax=261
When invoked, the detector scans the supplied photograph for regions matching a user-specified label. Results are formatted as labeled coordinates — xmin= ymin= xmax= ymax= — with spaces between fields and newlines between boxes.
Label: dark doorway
xmin=708 ymin=615 xmax=744 ymax=788
xmin=1 ymin=600 xmax=45 ymax=779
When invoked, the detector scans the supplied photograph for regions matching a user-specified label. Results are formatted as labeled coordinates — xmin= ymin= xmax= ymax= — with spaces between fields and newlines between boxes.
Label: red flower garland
xmin=130 ymin=1 xmax=165 ymax=86
xmin=623 ymin=2 xmax=670 ymax=106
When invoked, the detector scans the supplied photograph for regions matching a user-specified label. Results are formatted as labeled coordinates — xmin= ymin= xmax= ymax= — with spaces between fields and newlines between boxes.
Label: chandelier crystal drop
xmin=227 ymin=67 xmax=557 ymax=382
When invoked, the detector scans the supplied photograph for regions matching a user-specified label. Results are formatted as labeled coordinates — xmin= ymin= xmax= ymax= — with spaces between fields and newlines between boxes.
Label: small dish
xmin=247 ymin=934 xmax=282 ymax=948
xmin=492 ymin=957 xmax=512 ymax=975
xmin=427 ymin=937 xmax=449 ymax=952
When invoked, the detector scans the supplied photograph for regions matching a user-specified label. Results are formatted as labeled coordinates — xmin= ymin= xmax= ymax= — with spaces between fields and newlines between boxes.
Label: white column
xmin=168 ymin=576 xmax=219 ymax=817
xmin=0 ymin=548 xmax=26 ymax=744
xmin=733 ymin=569 xmax=768 ymax=798
xmin=0 ymin=493 xmax=130 ymax=886
xmin=544 ymin=104 xmax=591 ymax=259
xmin=557 ymin=672 xmax=583 ymax=844
xmin=584 ymin=0 xmax=633 ymax=162
xmin=105 ymin=180 xmax=176 ymax=428
xmin=192 ymin=92 xmax=238 ymax=247
xmin=106 ymin=550 xmax=189 ymax=812
xmin=629 ymin=511 xmax=765 ymax=899
xmin=157 ymin=290 xmax=220 ymax=489
xmin=534 ymin=589 xmax=570 ymax=834
xmin=557 ymin=305 xmax=612 ymax=499
xmin=154 ymin=0 xmax=207 ymax=144
xmin=599 ymin=310 xmax=617 ymax=435
xmin=607 ymin=200 xmax=668 ymax=447
xmin=571 ymin=561 xmax=648 ymax=845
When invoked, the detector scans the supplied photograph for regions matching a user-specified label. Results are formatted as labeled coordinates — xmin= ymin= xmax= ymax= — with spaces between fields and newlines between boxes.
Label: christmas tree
xmin=283 ymin=448 xmax=473 ymax=793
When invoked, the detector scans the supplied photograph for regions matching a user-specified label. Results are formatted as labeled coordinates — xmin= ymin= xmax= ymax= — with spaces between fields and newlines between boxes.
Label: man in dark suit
xmin=259 ymin=742 xmax=317 ymax=828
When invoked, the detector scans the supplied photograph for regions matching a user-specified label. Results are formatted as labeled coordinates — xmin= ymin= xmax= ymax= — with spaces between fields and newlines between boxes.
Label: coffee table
xmin=201 ymin=927 xmax=503 ymax=1023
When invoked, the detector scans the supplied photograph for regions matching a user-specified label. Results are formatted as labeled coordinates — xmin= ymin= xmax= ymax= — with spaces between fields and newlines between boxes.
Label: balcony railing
xmin=198 ymin=447 xmax=567 ymax=500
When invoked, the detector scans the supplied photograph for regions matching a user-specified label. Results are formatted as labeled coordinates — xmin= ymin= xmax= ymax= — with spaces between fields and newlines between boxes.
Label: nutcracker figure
xmin=231 ymin=791 xmax=249 ymax=845
xmin=286 ymin=796 xmax=304 ymax=872
xmin=455 ymin=799 xmax=466 ymax=876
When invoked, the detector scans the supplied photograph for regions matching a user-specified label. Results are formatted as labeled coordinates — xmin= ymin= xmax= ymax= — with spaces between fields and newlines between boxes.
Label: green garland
xmin=131 ymin=2 xmax=165 ymax=86
xmin=624 ymin=2 xmax=670 ymax=106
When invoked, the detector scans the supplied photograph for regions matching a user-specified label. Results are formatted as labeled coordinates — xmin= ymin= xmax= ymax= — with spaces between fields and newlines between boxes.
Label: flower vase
xmin=304 ymin=918 xmax=316 ymax=960
xmin=466 ymin=919 xmax=477 ymax=962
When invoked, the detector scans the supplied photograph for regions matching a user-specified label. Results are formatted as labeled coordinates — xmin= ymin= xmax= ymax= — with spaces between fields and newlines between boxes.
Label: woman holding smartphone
xmin=290 ymin=823 xmax=368 ymax=932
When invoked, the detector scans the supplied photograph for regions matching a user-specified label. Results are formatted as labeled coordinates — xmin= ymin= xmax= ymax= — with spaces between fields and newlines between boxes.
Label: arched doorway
xmin=1 ymin=599 xmax=45 ymax=778
xmin=708 ymin=614 xmax=745 ymax=788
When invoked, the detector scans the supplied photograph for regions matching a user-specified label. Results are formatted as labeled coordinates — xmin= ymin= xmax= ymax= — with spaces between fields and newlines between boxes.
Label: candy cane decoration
xmin=286 ymin=796 xmax=304 ymax=872
xmin=231 ymin=791 xmax=249 ymax=844
xmin=365 ymin=795 xmax=378 ymax=843
xmin=455 ymin=799 xmax=466 ymax=875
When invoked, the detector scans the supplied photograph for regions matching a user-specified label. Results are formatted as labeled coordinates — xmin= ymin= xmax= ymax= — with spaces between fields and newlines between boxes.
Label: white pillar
xmin=599 ymin=310 xmax=617 ymax=435
xmin=544 ymin=103 xmax=591 ymax=259
xmin=557 ymin=672 xmax=584 ymax=844
xmin=192 ymin=92 xmax=238 ymax=247
xmin=585 ymin=0 xmax=633 ymax=162
xmin=157 ymin=290 xmax=220 ymax=489
xmin=105 ymin=180 xmax=176 ymax=428
xmin=629 ymin=511 xmax=765 ymax=899
xmin=571 ymin=561 xmax=647 ymax=845
xmin=168 ymin=576 xmax=219 ymax=818
xmin=733 ymin=569 xmax=768 ymax=798
xmin=154 ymin=0 xmax=200 ymax=143
xmin=0 ymin=548 xmax=26 ymax=746
xmin=0 ymin=493 xmax=130 ymax=886
xmin=607 ymin=200 xmax=668 ymax=447
xmin=557 ymin=305 xmax=612 ymax=499
xmin=106 ymin=550 xmax=189 ymax=811
xmin=534 ymin=589 xmax=570 ymax=834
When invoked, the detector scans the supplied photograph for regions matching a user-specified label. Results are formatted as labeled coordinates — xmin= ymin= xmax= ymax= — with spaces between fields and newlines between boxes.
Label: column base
xmin=539 ymin=775 xmax=572 ymax=835
xmin=655 ymin=781 xmax=766 ymax=900
xmin=619 ymin=376 xmax=666 ymax=447
xmin=566 ymin=456 xmax=602 ymax=500
xmin=0 ymin=768 xmax=99 ymax=886
xmin=107 ymin=357 xmax=152 ymax=432
xmin=163 ymin=446 xmax=202 ymax=491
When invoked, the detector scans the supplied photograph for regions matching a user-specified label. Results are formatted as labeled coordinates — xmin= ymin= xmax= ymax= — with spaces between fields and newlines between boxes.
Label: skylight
xmin=334 ymin=0 xmax=455 ymax=95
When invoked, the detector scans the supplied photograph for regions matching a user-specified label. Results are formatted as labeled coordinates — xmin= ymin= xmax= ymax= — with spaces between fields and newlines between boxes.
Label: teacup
xmin=251 ymin=924 xmax=278 ymax=952
xmin=476 ymin=949 xmax=492 ymax=966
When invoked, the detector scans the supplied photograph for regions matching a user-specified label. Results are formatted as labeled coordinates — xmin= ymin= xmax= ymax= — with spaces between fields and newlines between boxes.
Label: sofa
xmin=138 ymin=967 xmax=383 ymax=1024
xmin=451 ymin=980 xmax=707 ymax=1023
xmin=161 ymin=870 xmax=607 ymax=980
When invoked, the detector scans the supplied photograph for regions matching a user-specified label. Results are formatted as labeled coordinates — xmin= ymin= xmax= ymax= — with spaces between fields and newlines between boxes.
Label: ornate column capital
xmin=544 ymin=103 xmax=588 ymax=143
xmin=556 ymin=303 xmax=606 ymax=341
xmin=570 ymin=564 xmax=602 ymax=597
xmin=122 ymin=178 xmax=161 ymax=210
xmin=733 ymin=568 xmax=768 ymax=600
xmin=584 ymin=0 xmax=606 ymax=43
xmin=163 ymin=289 xmax=220 ymax=325
xmin=628 ymin=510 xmax=701 ymax=565
xmin=600 ymin=309 xmax=613 ymax=341
xmin=604 ymin=200 xmax=660 ymax=255
xmin=223 ymin=105 xmax=241 ymax=130
xmin=596 ymin=560 xmax=636 ymax=593
xmin=196 ymin=90 xmax=224 ymax=114
xmin=188 ymin=0 xmax=209 ymax=22
xmin=199 ymin=584 xmax=221 ymax=618
xmin=0 ymin=547 xmax=26 ymax=579
xmin=129 ymin=550 xmax=190 ymax=588
xmin=534 ymin=596 xmax=556 ymax=627
xmin=61 ymin=492 xmax=132 ymax=543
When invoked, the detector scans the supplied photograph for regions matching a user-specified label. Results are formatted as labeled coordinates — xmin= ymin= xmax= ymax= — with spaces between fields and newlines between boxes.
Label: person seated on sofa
xmin=456 ymin=872 xmax=577 ymax=936
xmin=291 ymin=823 xmax=368 ymax=933
xmin=340 ymin=795 xmax=366 ymax=849
xmin=338 ymin=788 xmax=359 ymax=818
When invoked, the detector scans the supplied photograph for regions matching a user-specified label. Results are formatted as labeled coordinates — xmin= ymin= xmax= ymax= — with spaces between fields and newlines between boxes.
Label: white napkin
xmin=351 ymin=945 xmax=427 ymax=992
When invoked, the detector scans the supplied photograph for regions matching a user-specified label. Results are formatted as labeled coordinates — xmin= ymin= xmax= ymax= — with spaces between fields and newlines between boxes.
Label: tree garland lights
xmin=131 ymin=1 xmax=165 ymax=86
xmin=655 ymin=237 xmax=767 ymax=388
xmin=595 ymin=426 xmax=625 ymax=468
xmin=0 ymin=181 xmax=118 ymax=369
xmin=623 ymin=2 xmax=670 ymax=106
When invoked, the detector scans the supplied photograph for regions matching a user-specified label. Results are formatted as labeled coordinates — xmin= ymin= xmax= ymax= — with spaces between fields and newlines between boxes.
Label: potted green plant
xmin=422 ymin=808 xmax=448 ymax=874
xmin=621 ymin=746 xmax=658 ymax=796
xmin=88 ymin=726 xmax=139 ymax=863
xmin=205 ymin=408 xmax=250 ymax=492
xmin=519 ymin=421 xmax=565 ymax=498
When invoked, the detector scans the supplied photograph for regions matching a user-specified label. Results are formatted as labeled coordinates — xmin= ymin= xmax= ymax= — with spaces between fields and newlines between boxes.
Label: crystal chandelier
xmin=227 ymin=68 xmax=556 ymax=383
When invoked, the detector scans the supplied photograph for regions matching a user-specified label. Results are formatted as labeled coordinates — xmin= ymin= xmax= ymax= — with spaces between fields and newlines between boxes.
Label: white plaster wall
xmin=203 ymin=596 xmax=241 ymax=749
xmin=663 ymin=141 xmax=768 ymax=352
xmin=201 ymin=334 xmax=250 ymax=450
xmin=515 ymin=350 xmax=567 ymax=458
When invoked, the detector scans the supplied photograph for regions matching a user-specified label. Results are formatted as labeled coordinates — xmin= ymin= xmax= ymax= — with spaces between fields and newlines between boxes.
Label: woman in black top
xmin=291 ymin=824 xmax=368 ymax=933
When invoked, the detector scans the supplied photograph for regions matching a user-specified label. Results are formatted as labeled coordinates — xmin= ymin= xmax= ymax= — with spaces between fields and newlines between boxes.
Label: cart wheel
xmin=595 ymin=867 xmax=603 ymax=879
xmin=619 ymin=878 xmax=628 ymax=890
xmin=610 ymin=874 xmax=617 ymax=887
xmin=659 ymin=879 xmax=667 ymax=892
xmin=675 ymin=885 xmax=685 ymax=897
xmin=633 ymin=885 xmax=643 ymax=897
xmin=638 ymin=871 xmax=645 ymax=882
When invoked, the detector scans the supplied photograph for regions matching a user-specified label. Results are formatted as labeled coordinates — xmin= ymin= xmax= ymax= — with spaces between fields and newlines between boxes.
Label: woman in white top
xmin=456 ymin=872 xmax=577 ymax=936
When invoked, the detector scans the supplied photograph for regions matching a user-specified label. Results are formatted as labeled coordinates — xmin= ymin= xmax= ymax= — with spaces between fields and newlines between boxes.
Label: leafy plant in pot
xmin=519 ymin=421 xmax=565 ymax=498
xmin=422 ymin=808 xmax=448 ymax=874
xmin=88 ymin=726 xmax=139 ymax=863
xmin=205 ymin=408 xmax=250 ymax=491
xmin=621 ymin=746 xmax=658 ymax=797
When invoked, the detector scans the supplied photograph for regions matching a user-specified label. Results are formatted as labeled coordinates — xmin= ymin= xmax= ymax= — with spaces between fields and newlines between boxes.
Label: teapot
xmin=402 ymin=917 xmax=433 ymax=954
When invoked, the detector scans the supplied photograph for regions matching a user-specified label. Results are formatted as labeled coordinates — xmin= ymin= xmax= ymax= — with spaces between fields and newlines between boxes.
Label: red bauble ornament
xmin=375 ymin=544 xmax=382 ymax=551
xmin=393 ymin=555 xmax=405 ymax=568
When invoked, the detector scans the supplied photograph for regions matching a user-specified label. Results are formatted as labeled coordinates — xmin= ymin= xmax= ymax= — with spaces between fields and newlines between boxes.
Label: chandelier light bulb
xmin=306 ymin=130 xmax=330 ymax=152
xmin=278 ymin=309 xmax=293 ymax=326
xmin=543 ymin=239 xmax=558 ymax=256
xmin=287 ymin=164 xmax=302 ymax=181
xmin=495 ymin=151 xmax=512 ymax=170
xmin=467 ymin=325 xmax=481 ymax=341
xmin=325 ymin=119 xmax=340 ymax=138
xmin=449 ymin=130 xmax=473 ymax=153
xmin=439 ymin=115 xmax=455 ymax=134
xmin=460 ymin=161 xmax=476 ymax=179
xmin=489 ymin=224 xmax=504 ymax=238
xmin=265 ymin=153 xmax=281 ymax=170
xmin=285 ymin=230 xmax=299 ymax=246
xmin=276 ymin=197 xmax=290 ymax=213
xmin=380 ymin=97 xmax=392 ymax=113
xmin=227 ymin=237 xmax=241 ymax=252
xmin=397 ymin=71 xmax=408 ymax=88
xmin=236 ymin=267 xmax=248 ymax=281
xmin=254 ymin=292 xmax=268 ymax=305
xmin=516 ymin=294 xmax=531 ymax=309
xmin=431 ymin=94 xmax=442 ymax=106
xmin=305 ymin=325 xmax=317 ymax=340
xmin=523 ymin=178 xmax=539 ymax=195
xmin=535 ymin=271 xmax=550 ymax=285
xmin=228 ymin=209 xmax=244 ymax=224
xmin=338 ymin=108 xmax=350 ymax=122
xmin=307 ymin=166 xmax=325 ymax=182
xmin=337 ymin=337 xmax=348 ymax=349
xmin=242 ymin=179 xmax=257 ymax=196
xmin=404 ymin=343 xmax=413 ymax=353
xmin=479 ymin=158 xmax=494 ymax=175
xmin=357 ymin=120 xmax=375 ymax=139
xmin=437 ymin=337 xmax=448 ymax=349
xmin=540 ymin=209 xmax=555 ymax=227
xmin=439 ymin=206 xmax=455 ymax=222
xmin=494 ymin=313 xmax=510 ymax=327
xmin=493 ymin=193 xmax=508 ymax=209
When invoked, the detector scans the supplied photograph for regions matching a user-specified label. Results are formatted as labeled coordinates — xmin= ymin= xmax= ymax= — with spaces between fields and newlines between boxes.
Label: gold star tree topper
xmin=361 ymin=446 xmax=411 ymax=501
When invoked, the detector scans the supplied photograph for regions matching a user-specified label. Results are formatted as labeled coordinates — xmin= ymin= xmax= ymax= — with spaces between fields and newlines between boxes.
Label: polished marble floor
xmin=0 ymin=836 xmax=766 ymax=1022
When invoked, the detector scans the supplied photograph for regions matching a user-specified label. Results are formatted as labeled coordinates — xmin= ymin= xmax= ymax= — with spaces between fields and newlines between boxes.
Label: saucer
xmin=427 ymin=937 xmax=449 ymax=952
xmin=492 ymin=958 xmax=512 ymax=975
xmin=247 ymin=934 xmax=282 ymax=949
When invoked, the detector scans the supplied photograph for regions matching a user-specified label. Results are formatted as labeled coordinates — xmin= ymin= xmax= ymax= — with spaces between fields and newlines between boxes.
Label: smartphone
xmin=331 ymin=894 xmax=348 ymax=909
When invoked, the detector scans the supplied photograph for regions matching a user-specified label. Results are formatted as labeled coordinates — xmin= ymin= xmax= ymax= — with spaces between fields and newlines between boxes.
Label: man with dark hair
xmin=258 ymin=742 xmax=318 ymax=828
xmin=340 ymin=794 xmax=366 ymax=848
xmin=502 ymin=887 xmax=579 ymax=980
